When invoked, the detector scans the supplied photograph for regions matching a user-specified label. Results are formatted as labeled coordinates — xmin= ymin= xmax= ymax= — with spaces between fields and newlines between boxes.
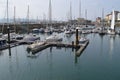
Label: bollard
xmin=76 ymin=29 xmax=79 ymax=46
xmin=7 ymin=27 xmax=11 ymax=56
xmin=7 ymin=27 xmax=10 ymax=44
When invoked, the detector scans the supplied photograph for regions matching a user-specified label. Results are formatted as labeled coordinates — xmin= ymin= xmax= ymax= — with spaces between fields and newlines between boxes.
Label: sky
xmin=0 ymin=0 xmax=120 ymax=21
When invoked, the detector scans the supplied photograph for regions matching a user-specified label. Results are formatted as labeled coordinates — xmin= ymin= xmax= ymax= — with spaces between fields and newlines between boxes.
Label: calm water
xmin=0 ymin=33 xmax=120 ymax=80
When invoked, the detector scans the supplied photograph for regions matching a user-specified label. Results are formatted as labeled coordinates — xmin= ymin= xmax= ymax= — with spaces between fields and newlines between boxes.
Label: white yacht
xmin=65 ymin=29 xmax=73 ymax=34
xmin=23 ymin=34 xmax=40 ymax=43
xmin=46 ymin=34 xmax=62 ymax=42
xmin=2 ymin=33 xmax=24 ymax=41
xmin=27 ymin=41 xmax=45 ymax=49
xmin=79 ymin=37 xmax=89 ymax=43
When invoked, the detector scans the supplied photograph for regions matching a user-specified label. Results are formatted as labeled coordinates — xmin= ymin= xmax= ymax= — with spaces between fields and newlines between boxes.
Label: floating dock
xmin=76 ymin=41 xmax=89 ymax=56
xmin=28 ymin=41 xmax=89 ymax=55
xmin=0 ymin=41 xmax=32 ymax=50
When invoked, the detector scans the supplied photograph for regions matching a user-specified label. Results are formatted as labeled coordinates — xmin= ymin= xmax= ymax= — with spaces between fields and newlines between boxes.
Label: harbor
xmin=1 ymin=0 xmax=120 ymax=80
xmin=0 ymin=33 xmax=120 ymax=80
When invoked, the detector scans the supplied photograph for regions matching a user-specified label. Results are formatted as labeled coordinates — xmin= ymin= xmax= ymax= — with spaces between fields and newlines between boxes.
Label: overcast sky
xmin=0 ymin=0 xmax=120 ymax=21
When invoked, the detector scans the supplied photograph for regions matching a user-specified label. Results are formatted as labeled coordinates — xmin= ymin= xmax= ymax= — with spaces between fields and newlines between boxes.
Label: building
xmin=96 ymin=17 xmax=101 ymax=23
xmin=105 ymin=10 xmax=120 ymax=26
xmin=117 ymin=13 xmax=120 ymax=20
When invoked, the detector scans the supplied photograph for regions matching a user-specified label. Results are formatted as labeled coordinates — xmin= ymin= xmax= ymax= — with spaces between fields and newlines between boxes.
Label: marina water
xmin=0 ymin=33 xmax=120 ymax=80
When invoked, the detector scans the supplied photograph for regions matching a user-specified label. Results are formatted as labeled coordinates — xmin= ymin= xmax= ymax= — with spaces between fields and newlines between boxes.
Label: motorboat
xmin=2 ymin=32 xmax=23 ymax=41
xmin=23 ymin=34 xmax=40 ymax=43
xmin=39 ymin=28 xmax=45 ymax=33
xmin=44 ymin=27 xmax=53 ymax=34
xmin=65 ymin=30 xmax=73 ymax=34
xmin=0 ymin=38 xmax=8 ymax=49
xmin=32 ymin=28 xmax=40 ymax=33
xmin=27 ymin=41 xmax=45 ymax=49
xmin=46 ymin=34 xmax=62 ymax=42
xmin=79 ymin=37 xmax=89 ymax=43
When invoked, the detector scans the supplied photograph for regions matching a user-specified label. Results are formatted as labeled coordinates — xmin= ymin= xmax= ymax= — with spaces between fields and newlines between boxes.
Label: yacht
xmin=79 ymin=37 xmax=89 ymax=43
xmin=32 ymin=28 xmax=40 ymax=33
xmin=2 ymin=33 xmax=23 ymax=41
xmin=46 ymin=34 xmax=62 ymax=42
xmin=0 ymin=38 xmax=8 ymax=49
xmin=44 ymin=27 xmax=53 ymax=34
xmin=23 ymin=34 xmax=40 ymax=43
xmin=65 ymin=29 xmax=73 ymax=34
xmin=27 ymin=40 xmax=45 ymax=50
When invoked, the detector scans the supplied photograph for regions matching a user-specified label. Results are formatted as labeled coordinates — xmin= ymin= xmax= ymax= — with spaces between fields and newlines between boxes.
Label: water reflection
xmin=8 ymin=45 xmax=11 ymax=56
xmin=99 ymin=35 xmax=104 ymax=56
xmin=109 ymin=35 xmax=115 ymax=59
xmin=8 ymin=52 xmax=13 ymax=80
xmin=27 ymin=52 xmax=40 ymax=59
xmin=50 ymin=47 xmax=53 ymax=53
xmin=74 ymin=48 xmax=80 ymax=64
xmin=0 ymin=51 xmax=4 ymax=56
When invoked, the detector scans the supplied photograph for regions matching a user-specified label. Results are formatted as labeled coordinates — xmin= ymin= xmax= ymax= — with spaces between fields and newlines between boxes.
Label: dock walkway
xmin=28 ymin=41 xmax=89 ymax=55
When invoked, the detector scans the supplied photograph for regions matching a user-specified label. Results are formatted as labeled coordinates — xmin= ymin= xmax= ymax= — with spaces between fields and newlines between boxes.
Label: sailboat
xmin=23 ymin=6 xmax=40 ymax=43
xmin=99 ymin=8 xmax=106 ymax=35
xmin=2 ymin=6 xmax=24 ymax=41
xmin=107 ymin=10 xmax=116 ymax=35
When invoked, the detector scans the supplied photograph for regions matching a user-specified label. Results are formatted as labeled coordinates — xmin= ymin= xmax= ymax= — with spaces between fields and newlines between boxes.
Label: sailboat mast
xmin=101 ymin=8 xmax=104 ymax=28
xmin=70 ymin=2 xmax=72 ymax=21
xmin=69 ymin=1 xmax=72 ymax=25
xmin=14 ymin=6 xmax=16 ymax=33
xmin=85 ymin=9 xmax=87 ymax=27
xmin=27 ymin=5 xmax=30 ymax=33
xmin=79 ymin=0 xmax=81 ymax=18
xmin=49 ymin=0 xmax=52 ymax=26
xmin=7 ymin=0 xmax=9 ymax=28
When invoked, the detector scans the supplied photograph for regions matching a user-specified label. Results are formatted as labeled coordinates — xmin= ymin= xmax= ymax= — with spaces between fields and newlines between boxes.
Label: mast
xmin=85 ymin=9 xmax=87 ymax=27
xmin=70 ymin=2 xmax=72 ymax=21
xmin=7 ymin=0 xmax=9 ymax=28
xmin=27 ymin=5 xmax=29 ymax=33
xmin=49 ymin=0 xmax=52 ymax=26
xmin=101 ymin=8 xmax=104 ymax=29
xmin=14 ymin=6 xmax=16 ymax=33
xmin=79 ymin=0 xmax=81 ymax=26
xmin=79 ymin=0 xmax=81 ymax=18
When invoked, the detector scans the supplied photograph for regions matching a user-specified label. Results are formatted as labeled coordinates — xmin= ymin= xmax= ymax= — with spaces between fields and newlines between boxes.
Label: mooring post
xmin=72 ymin=41 xmax=74 ymax=52
xmin=7 ymin=27 xmax=11 ymax=56
xmin=76 ymin=29 xmax=79 ymax=47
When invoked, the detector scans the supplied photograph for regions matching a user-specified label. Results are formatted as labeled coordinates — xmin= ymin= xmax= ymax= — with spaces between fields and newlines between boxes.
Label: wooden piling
xmin=76 ymin=29 xmax=79 ymax=47
xmin=7 ymin=27 xmax=11 ymax=56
